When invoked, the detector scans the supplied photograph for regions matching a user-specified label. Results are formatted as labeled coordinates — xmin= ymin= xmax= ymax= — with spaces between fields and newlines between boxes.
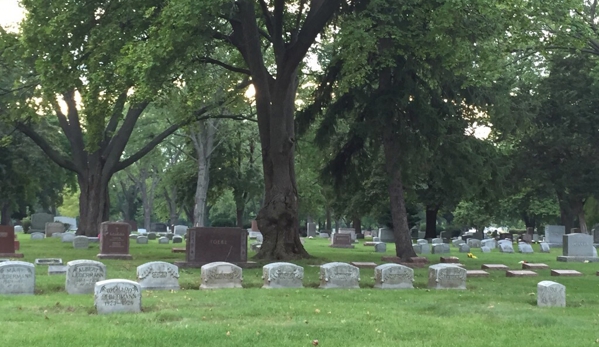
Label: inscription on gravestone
xmin=200 ymin=262 xmax=243 ymax=289
xmin=66 ymin=260 xmax=106 ymax=294
xmin=185 ymin=227 xmax=247 ymax=264
xmin=428 ymin=264 xmax=467 ymax=290
xmin=262 ymin=262 xmax=304 ymax=289
xmin=94 ymin=279 xmax=142 ymax=314
xmin=537 ymin=280 xmax=566 ymax=307
xmin=0 ymin=261 xmax=35 ymax=295
xmin=330 ymin=233 xmax=354 ymax=248
xmin=319 ymin=262 xmax=360 ymax=289
xmin=98 ymin=222 xmax=132 ymax=260
xmin=137 ymin=261 xmax=180 ymax=290
xmin=374 ymin=264 xmax=413 ymax=289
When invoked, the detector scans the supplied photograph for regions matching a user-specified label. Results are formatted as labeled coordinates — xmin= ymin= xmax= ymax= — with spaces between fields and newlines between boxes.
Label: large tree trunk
xmin=352 ymin=216 xmax=362 ymax=234
xmin=77 ymin=170 xmax=110 ymax=236
xmin=425 ymin=206 xmax=439 ymax=239
xmin=193 ymin=159 xmax=210 ymax=227
xmin=325 ymin=208 xmax=332 ymax=231
xmin=164 ymin=187 xmax=180 ymax=227
xmin=190 ymin=119 xmax=218 ymax=228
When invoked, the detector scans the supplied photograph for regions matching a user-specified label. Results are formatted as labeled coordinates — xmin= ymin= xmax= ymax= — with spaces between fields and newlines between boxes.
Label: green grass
xmin=2 ymin=236 xmax=599 ymax=347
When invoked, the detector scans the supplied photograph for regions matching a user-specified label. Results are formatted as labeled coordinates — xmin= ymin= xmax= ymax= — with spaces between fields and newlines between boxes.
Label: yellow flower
xmin=467 ymin=253 xmax=478 ymax=259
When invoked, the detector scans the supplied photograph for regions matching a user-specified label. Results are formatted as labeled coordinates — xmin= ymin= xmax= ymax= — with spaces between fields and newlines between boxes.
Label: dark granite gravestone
xmin=151 ymin=223 xmax=168 ymax=233
xmin=0 ymin=226 xmax=23 ymax=258
xmin=124 ymin=220 xmax=138 ymax=232
xmin=329 ymin=233 xmax=354 ymax=248
xmin=174 ymin=227 xmax=256 ymax=268
xmin=97 ymin=222 xmax=132 ymax=260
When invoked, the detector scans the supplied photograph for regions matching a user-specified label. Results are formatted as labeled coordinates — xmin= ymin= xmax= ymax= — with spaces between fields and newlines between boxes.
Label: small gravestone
xmin=452 ymin=239 xmax=465 ymax=247
xmin=428 ymin=264 xmax=466 ymax=289
xmin=551 ymin=269 xmax=583 ymax=277
xmin=481 ymin=246 xmax=491 ymax=253
xmin=14 ymin=226 xmax=23 ymax=233
xmin=147 ymin=232 xmax=157 ymax=240
xmin=518 ymin=243 xmax=534 ymax=254
xmin=412 ymin=244 xmax=422 ymax=253
xmin=72 ymin=236 xmax=90 ymax=249
xmin=319 ymin=262 xmax=360 ymax=289
xmin=158 ymin=237 xmax=169 ymax=244
xmin=506 ymin=270 xmax=537 ymax=277
xmin=417 ymin=239 xmax=428 ymax=245
xmin=137 ymin=261 xmax=180 ymax=290
xmin=45 ymin=222 xmax=65 ymax=238
xmin=0 ymin=261 xmax=35 ymax=295
xmin=174 ymin=225 xmax=188 ymax=236
xmin=136 ymin=236 xmax=148 ymax=244
xmin=52 ymin=232 xmax=63 ymax=238
xmin=540 ymin=242 xmax=551 ymax=253
xmin=61 ymin=233 xmax=76 ymax=243
xmin=374 ymin=264 xmax=413 ymax=289
xmin=306 ymin=223 xmax=317 ymax=237
xmin=94 ymin=279 xmax=142 ymax=314
xmin=151 ymin=223 xmax=168 ymax=233
xmin=66 ymin=259 xmax=106 ymax=294
xmin=459 ymin=244 xmax=471 ymax=253
xmin=319 ymin=233 xmax=329 ymax=238
xmin=262 ymin=262 xmax=304 ymax=289
xmin=48 ymin=265 xmax=67 ymax=275
xmin=172 ymin=235 xmax=183 ymax=244
xmin=481 ymin=239 xmax=496 ymax=249
xmin=35 ymin=258 xmax=63 ymax=265
xmin=374 ymin=243 xmax=386 ymax=253
xmin=466 ymin=270 xmax=489 ymax=277
xmin=0 ymin=226 xmax=23 ymax=258
xmin=200 ymin=262 xmax=243 ymax=289
xmin=545 ymin=225 xmax=565 ymax=246
xmin=440 ymin=256 xmax=460 ymax=263
xmin=558 ymin=233 xmax=598 ymax=262
xmin=30 ymin=233 xmax=44 ymax=240
xmin=482 ymin=264 xmax=509 ymax=270
xmin=97 ymin=222 xmax=132 ymax=260
xmin=330 ymin=233 xmax=354 ymax=248
xmin=522 ymin=263 xmax=549 ymax=270
xmin=129 ymin=234 xmax=137 ymax=240
xmin=467 ymin=239 xmax=481 ymax=248
xmin=418 ymin=243 xmax=430 ymax=254
xmin=373 ymin=237 xmax=381 ymax=242
xmin=537 ymin=281 xmax=565 ymax=307
xmin=378 ymin=228 xmax=395 ymax=242
xmin=499 ymin=243 xmax=514 ymax=253
xmin=432 ymin=238 xmax=443 ymax=244
xmin=432 ymin=243 xmax=450 ymax=254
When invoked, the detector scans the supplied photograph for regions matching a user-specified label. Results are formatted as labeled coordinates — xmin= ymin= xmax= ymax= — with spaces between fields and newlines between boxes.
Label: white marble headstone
xmin=136 ymin=261 xmax=180 ymax=290
xmin=432 ymin=243 xmax=450 ymax=254
xmin=94 ymin=279 xmax=142 ymax=314
xmin=537 ymin=280 xmax=565 ymax=307
xmin=173 ymin=225 xmax=188 ymax=236
xmin=417 ymin=239 xmax=428 ymax=245
xmin=459 ymin=244 xmax=471 ymax=253
xmin=72 ymin=236 xmax=90 ymax=249
xmin=66 ymin=260 xmax=106 ymax=294
xmin=319 ymin=262 xmax=360 ymax=289
xmin=432 ymin=238 xmax=443 ymax=244
xmin=0 ymin=261 xmax=35 ymax=295
xmin=428 ymin=264 xmax=466 ymax=290
xmin=374 ymin=243 xmax=387 ymax=253
xmin=518 ymin=243 xmax=534 ymax=254
xmin=158 ymin=237 xmax=169 ymax=244
xmin=200 ymin=262 xmax=243 ymax=289
xmin=481 ymin=246 xmax=491 ymax=253
xmin=499 ymin=243 xmax=514 ymax=253
xmin=262 ymin=262 xmax=304 ymax=289
xmin=30 ymin=232 xmax=44 ymax=240
xmin=137 ymin=236 xmax=148 ymax=244
xmin=374 ymin=264 xmax=413 ymax=289
xmin=467 ymin=239 xmax=481 ymax=248
xmin=172 ymin=235 xmax=183 ymax=244
xmin=540 ymin=242 xmax=551 ymax=253
xmin=61 ymin=233 xmax=76 ymax=243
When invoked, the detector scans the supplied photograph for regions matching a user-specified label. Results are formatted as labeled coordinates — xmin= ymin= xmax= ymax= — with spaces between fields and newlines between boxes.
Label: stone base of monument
xmin=174 ymin=260 xmax=259 ymax=269
xmin=0 ymin=253 xmax=23 ymax=258
xmin=97 ymin=253 xmax=133 ymax=260
xmin=329 ymin=244 xmax=355 ymax=248
xmin=556 ymin=256 xmax=599 ymax=262
xmin=171 ymin=247 xmax=186 ymax=253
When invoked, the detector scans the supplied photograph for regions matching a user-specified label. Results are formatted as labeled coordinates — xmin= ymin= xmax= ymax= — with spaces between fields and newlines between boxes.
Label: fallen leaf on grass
xmin=312 ymin=340 xmax=319 ymax=346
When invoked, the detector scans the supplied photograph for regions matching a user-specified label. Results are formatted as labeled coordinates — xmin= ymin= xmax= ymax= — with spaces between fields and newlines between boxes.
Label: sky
xmin=0 ymin=0 xmax=24 ymax=30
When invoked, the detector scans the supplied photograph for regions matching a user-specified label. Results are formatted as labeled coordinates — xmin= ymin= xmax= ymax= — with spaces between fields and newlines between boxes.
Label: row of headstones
xmin=410 ymin=238 xmax=552 ymax=254
xmin=131 ymin=234 xmax=183 ymax=244
xmin=28 ymin=232 xmax=184 ymax=247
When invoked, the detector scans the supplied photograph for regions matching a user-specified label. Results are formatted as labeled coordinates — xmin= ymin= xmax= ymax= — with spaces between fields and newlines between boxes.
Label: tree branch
xmin=196 ymin=57 xmax=251 ymax=75
xmin=258 ymin=0 xmax=274 ymax=37
xmin=114 ymin=123 xmax=180 ymax=172
xmin=16 ymin=123 xmax=79 ymax=173
xmin=104 ymin=91 xmax=129 ymax=143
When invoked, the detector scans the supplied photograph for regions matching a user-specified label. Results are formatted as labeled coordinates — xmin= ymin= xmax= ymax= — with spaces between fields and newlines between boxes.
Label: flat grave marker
xmin=522 ymin=263 xmax=549 ymax=270
xmin=349 ymin=262 xmax=378 ymax=269
xmin=466 ymin=270 xmax=489 ymax=277
xmin=48 ymin=265 xmax=67 ymax=275
xmin=34 ymin=258 xmax=63 ymax=266
xmin=506 ymin=270 xmax=538 ymax=277
xmin=550 ymin=269 xmax=583 ymax=277
xmin=482 ymin=264 xmax=509 ymax=270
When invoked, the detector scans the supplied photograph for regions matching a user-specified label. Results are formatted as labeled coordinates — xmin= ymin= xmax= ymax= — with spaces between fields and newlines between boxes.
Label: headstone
xmin=339 ymin=228 xmax=357 ymax=242
xmin=319 ymin=262 xmax=360 ymax=289
xmin=172 ymin=235 xmax=183 ymax=244
xmin=522 ymin=234 xmax=532 ymax=244
xmin=563 ymin=233 xmax=594 ymax=256
xmin=506 ymin=270 xmax=538 ymax=277
xmin=150 ymin=223 xmax=168 ymax=233
xmin=0 ymin=261 xmax=35 ymax=295
xmin=428 ymin=264 xmax=466 ymax=289
xmin=467 ymin=239 xmax=481 ymax=248
xmin=65 ymin=259 xmax=106 ymax=294
xmin=34 ymin=258 xmax=63 ymax=265
xmin=432 ymin=238 xmax=443 ymax=244
xmin=373 ymin=237 xmax=381 ymax=242
xmin=158 ymin=237 xmax=169 ymax=244
xmin=459 ymin=244 xmax=471 ymax=253
xmin=481 ymin=246 xmax=491 ymax=253
xmin=174 ymin=225 xmax=188 ymax=236
xmin=14 ymin=225 xmax=23 ymax=233
xmin=545 ymin=225 xmax=565 ymax=246
xmin=522 ymin=263 xmax=549 ymax=270
xmin=466 ymin=270 xmax=489 ymax=277
xmin=418 ymin=231 xmax=425 ymax=239
xmin=374 ymin=243 xmax=387 ymax=253
xmin=97 ymin=222 xmax=132 ymax=260
xmin=262 ymin=262 xmax=304 ymax=289
xmin=499 ymin=243 xmax=514 ymax=253
xmin=432 ymin=243 xmax=450 ymax=254
xmin=307 ymin=223 xmax=317 ymax=237
xmin=61 ymin=233 xmax=76 ymax=243
xmin=533 ymin=234 xmax=539 ymax=242
xmin=412 ymin=244 xmax=422 ymax=253
xmin=200 ymin=262 xmax=243 ymax=289
xmin=481 ymin=239 xmax=496 ymax=249
xmin=175 ymin=227 xmax=253 ymax=268
xmin=418 ymin=243 xmax=430 ymax=254
xmin=319 ymin=233 xmax=329 ymax=238
xmin=72 ymin=236 xmax=90 ymax=249
xmin=30 ymin=232 xmax=44 ymax=240
xmin=29 ymin=213 xmax=53 ymax=234
xmin=330 ymin=233 xmax=354 ymax=248
xmin=45 ymin=222 xmax=65 ymax=237
xmin=138 ymin=228 xmax=147 ymax=234
xmin=94 ymin=279 xmax=142 ymax=314
xmin=379 ymin=228 xmax=395 ymax=243
xmin=147 ymin=232 xmax=157 ymax=240
xmin=537 ymin=281 xmax=565 ymax=307
xmin=52 ymin=233 xmax=64 ymax=238
xmin=540 ymin=242 xmax=551 ymax=253
xmin=551 ymin=269 xmax=583 ymax=277
xmin=374 ymin=264 xmax=414 ymax=289
xmin=48 ymin=265 xmax=67 ymax=275
xmin=440 ymin=256 xmax=460 ymax=264
xmin=481 ymin=264 xmax=509 ymax=270
xmin=518 ymin=243 xmax=534 ymax=254
xmin=136 ymin=236 xmax=148 ymax=244
xmin=0 ymin=226 xmax=23 ymax=258
xmin=137 ymin=261 xmax=180 ymax=290
xmin=417 ymin=239 xmax=428 ymax=245
xmin=452 ymin=239 xmax=465 ymax=247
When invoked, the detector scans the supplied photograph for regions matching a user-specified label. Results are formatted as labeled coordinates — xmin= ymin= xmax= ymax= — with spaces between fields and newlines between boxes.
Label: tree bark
xmin=77 ymin=169 xmax=111 ymax=236
xmin=352 ymin=216 xmax=362 ymax=234
xmin=0 ymin=203 xmax=10 ymax=226
xmin=190 ymin=119 xmax=218 ymax=227
xmin=325 ymin=208 xmax=332 ymax=231
xmin=425 ymin=206 xmax=439 ymax=239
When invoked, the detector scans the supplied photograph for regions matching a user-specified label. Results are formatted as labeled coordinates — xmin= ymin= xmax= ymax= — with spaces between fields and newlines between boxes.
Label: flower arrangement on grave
xmin=467 ymin=253 xmax=477 ymax=259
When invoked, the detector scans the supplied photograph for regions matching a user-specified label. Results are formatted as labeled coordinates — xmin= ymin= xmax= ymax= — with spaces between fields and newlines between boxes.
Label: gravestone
xmin=129 ymin=234 xmax=137 ymax=240
xmin=467 ymin=239 xmax=481 ymax=248
xmin=147 ymin=232 xmax=157 ymax=240
xmin=45 ymin=222 xmax=65 ymax=238
xmin=72 ymin=236 xmax=90 ymax=249
xmin=551 ymin=269 xmax=583 ymax=276
xmin=94 ymin=279 xmax=142 ymax=314
xmin=428 ymin=264 xmax=467 ymax=290
xmin=418 ymin=231 xmax=425 ymax=239
xmin=419 ymin=243 xmax=430 ymax=254
xmin=262 ymin=262 xmax=304 ymax=289
xmin=467 ymin=270 xmax=489 ymax=277
xmin=136 ymin=236 xmax=148 ymax=244
xmin=379 ymin=228 xmax=395 ymax=243
xmin=499 ymin=243 xmax=514 ymax=253
xmin=558 ymin=233 xmax=599 ymax=262
xmin=34 ymin=258 xmax=62 ymax=265
xmin=432 ymin=238 xmax=443 ymax=244
xmin=29 ymin=213 xmax=53 ymax=234
xmin=374 ymin=243 xmax=387 ymax=253
xmin=175 ymin=227 xmax=254 ymax=268
xmin=594 ymin=229 xmax=599 ymax=245
xmin=545 ymin=225 xmax=565 ymax=247
xmin=412 ymin=244 xmax=422 ymax=253
xmin=158 ymin=237 xmax=169 ymax=244
xmin=151 ymin=223 xmax=168 ymax=233
xmin=30 ymin=232 xmax=44 ymax=240
xmin=172 ymin=235 xmax=183 ymax=244
xmin=533 ymin=234 xmax=539 ymax=242
xmin=481 ymin=246 xmax=491 ymax=253
xmin=417 ymin=239 xmax=428 ymax=245
xmin=374 ymin=264 xmax=414 ymax=289
xmin=137 ymin=261 xmax=180 ymax=290
xmin=65 ymin=259 xmax=106 ymax=294
xmin=319 ymin=233 xmax=329 ymax=238
xmin=373 ymin=237 xmax=381 ymax=242
xmin=0 ymin=226 xmax=23 ymax=258
xmin=48 ymin=265 xmax=67 ymax=275
xmin=0 ymin=261 xmax=34 ymax=295
xmin=522 ymin=234 xmax=532 ymax=244
xmin=452 ymin=239 xmax=465 ymax=247
xmin=482 ymin=264 xmax=509 ymax=270
xmin=537 ymin=281 xmax=566 ymax=307
xmin=319 ymin=262 xmax=360 ymax=289
xmin=522 ymin=263 xmax=549 ymax=270
xmin=459 ymin=244 xmax=471 ymax=253
xmin=14 ymin=225 xmax=23 ymax=233
xmin=138 ymin=228 xmax=147 ymax=234
xmin=481 ymin=239 xmax=496 ymax=249
xmin=52 ymin=233 xmax=64 ymax=238
xmin=200 ymin=262 xmax=243 ymax=289
xmin=506 ymin=270 xmax=537 ymax=277
xmin=330 ymin=233 xmax=354 ymax=248
xmin=97 ymin=222 xmax=132 ymax=260
xmin=339 ymin=228 xmax=357 ymax=242
xmin=432 ymin=243 xmax=450 ymax=254
xmin=174 ymin=225 xmax=188 ymax=236
xmin=61 ymin=233 xmax=76 ymax=243
xmin=518 ymin=243 xmax=534 ymax=254
xmin=540 ymin=242 xmax=551 ymax=253
xmin=307 ymin=223 xmax=317 ymax=237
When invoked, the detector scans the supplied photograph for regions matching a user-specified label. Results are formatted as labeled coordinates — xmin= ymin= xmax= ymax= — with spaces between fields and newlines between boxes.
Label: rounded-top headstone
xmin=158 ymin=237 xmax=169 ymax=244
xmin=375 ymin=242 xmax=387 ymax=253
xmin=137 ymin=236 xmax=148 ymax=244
xmin=136 ymin=261 xmax=180 ymax=290
xmin=66 ymin=259 xmax=106 ymax=294
xmin=173 ymin=225 xmax=188 ymax=236
xmin=61 ymin=233 xmax=76 ymax=243
xmin=94 ymin=279 xmax=142 ymax=314
xmin=319 ymin=262 xmax=360 ymax=289
xmin=147 ymin=232 xmax=157 ymax=240
xmin=374 ymin=263 xmax=414 ymax=289
xmin=0 ymin=261 xmax=35 ymax=295
xmin=72 ymin=235 xmax=90 ymax=249
xmin=172 ymin=235 xmax=183 ymax=244
xmin=428 ymin=264 xmax=466 ymax=290
xmin=537 ymin=280 xmax=566 ymax=307
xmin=30 ymin=233 xmax=44 ymax=240
xmin=459 ymin=243 xmax=471 ymax=253
xmin=417 ymin=239 xmax=428 ymax=245
xmin=262 ymin=262 xmax=304 ymax=289
xmin=200 ymin=262 xmax=243 ymax=289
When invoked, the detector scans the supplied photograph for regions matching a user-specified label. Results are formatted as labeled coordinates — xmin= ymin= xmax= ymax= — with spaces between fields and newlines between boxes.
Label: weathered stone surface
xmin=61 ymin=233 xmax=76 ymax=243
xmin=545 ymin=225 xmax=565 ymax=246
xmin=540 ymin=242 xmax=551 ymax=253
xmin=537 ymin=281 xmax=565 ymax=307
xmin=466 ymin=270 xmax=489 ymax=277
xmin=34 ymin=258 xmax=63 ymax=265
xmin=459 ymin=244 xmax=471 ymax=253
xmin=518 ymin=243 xmax=534 ymax=254
xmin=417 ymin=239 xmax=428 ymax=245
xmin=172 ymin=235 xmax=183 ymax=244
xmin=200 ymin=262 xmax=243 ymax=289
xmin=563 ymin=233 xmax=594 ymax=256
xmin=173 ymin=225 xmax=188 ymax=236
xmin=97 ymin=222 xmax=132 ymax=260
xmin=330 ymin=233 xmax=354 ymax=248
xmin=30 ymin=232 xmax=44 ymax=240
xmin=45 ymin=222 xmax=65 ymax=238
xmin=481 ymin=239 xmax=496 ymax=249
xmin=306 ymin=223 xmax=317 ymax=237
xmin=499 ymin=243 xmax=514 ymax=253
xmin=94 ymin=279 xmax=142 ymax=314
xmin=481 ymin=246 xmax=491 ymax=253
xmin=136 ymin=236 xmax=148 ymax=244
xmin=522 ymin=263 xmax=549 ymax=270
xmin=30 ymin=213 xmax=53 ymax=234
xmin=378 ymin=228 xmax=395 ymax=243
xmin=0 ymin=261 xmax=35 ymax=295
xmin=452 ymin=239 xmax=465 ymax=247
xmin=467 ymin=239 xmax=481 ymax=248
xmin=432 ymin=238 xmax=443 ymax=244
xmin=348 ymin=262 xmax=377 ymax=269
xmin=428 ymin=264 xmax=466 ymax=289
xmin=432 ymin=243 xmax=450 ymax=254
xmin=72 ymin=236 xmax=90 ymax=249
xmin=66 ymin=260 xmax=106 ymax=294
xmin=137 ymin=261 xmax=180 ymax=290
xmin=550 ymin=269 xmax=583 ymax=277
xmin=363 ymin=242 xmax=377 ymax=246
xmin=147 ymin=232 xmax=157 ymax=240
xmin=262 ymin=262 xmax=304 ymax=289
xmin=374 ymin=264 xmax=414 ymax=289
xmin=440 ymin=256 xmax=460 ymax=263
xmin=482 ymin=264 xmax=509 ymax=270
xmin=181 ymin=227 xmax=249 ymax=266
xmin=506 ymin=270 xmax=538 ymax=277
xmin=158 ymin=237 xmax=169 ymax=244
xmin=48 ymin=265 xmax=67 ymax=275
xmin=319 ymin=262 xmax=360 ymax=289
xmin=374 ymin=243 xmax=387 ymax=253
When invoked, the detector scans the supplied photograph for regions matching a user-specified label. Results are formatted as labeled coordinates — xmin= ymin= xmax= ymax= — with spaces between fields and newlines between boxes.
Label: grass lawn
xmin=1 ymin=236 xmax=598 ymax=347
